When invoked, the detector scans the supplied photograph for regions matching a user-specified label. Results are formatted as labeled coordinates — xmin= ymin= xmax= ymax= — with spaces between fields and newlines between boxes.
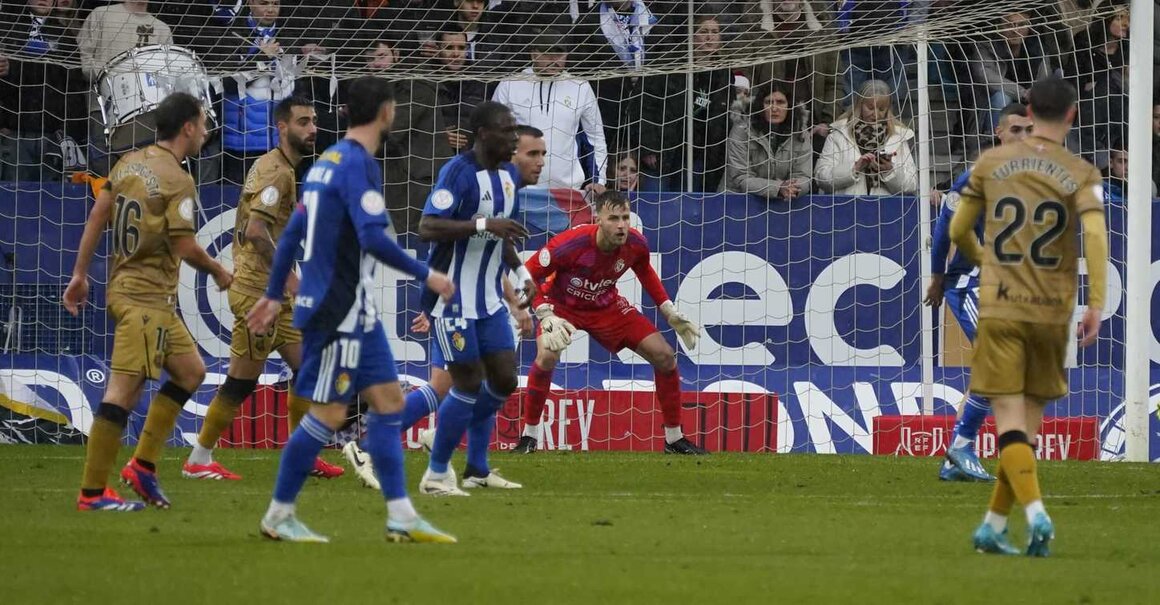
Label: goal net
xmin=0 ymin=0 xmax=1152 ymax=459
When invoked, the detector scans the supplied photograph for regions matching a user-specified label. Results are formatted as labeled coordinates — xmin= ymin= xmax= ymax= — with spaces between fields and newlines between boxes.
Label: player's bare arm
xmin=411 ymin=312 xmax=430 ymax=334
xmin=63 ymin=187 xmax=115 ymax=315
xmin=504 ymin=239 xmax=535 ymax=308
xmin=172 ymin=235 xmax=233 ymax=291
xmin=503 ymin=278 xmax=533 ymax=338
xmin=244 ymin=214 xmax=298 ymax=295
xmin=1078 ymin=210 xmax=1108 ymax=347
xmin=418 ymin=214 xmax=529 ymax=243
xmin=948 ymin=197 xmax=984 ymax=266
xmin=923 ymin=274 xmax=945 ymax=307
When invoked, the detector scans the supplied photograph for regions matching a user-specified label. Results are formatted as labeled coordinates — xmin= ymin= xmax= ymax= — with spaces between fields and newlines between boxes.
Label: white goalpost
xmin=1122 ymin=0 xmax=1153 ymax=462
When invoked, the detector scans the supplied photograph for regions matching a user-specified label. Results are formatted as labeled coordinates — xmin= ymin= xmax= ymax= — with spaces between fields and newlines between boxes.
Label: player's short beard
xmin=288 ymin=132 xmax=314 ymax=156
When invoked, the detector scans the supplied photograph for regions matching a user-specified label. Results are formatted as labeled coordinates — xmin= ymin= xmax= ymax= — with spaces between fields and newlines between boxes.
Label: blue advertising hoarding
xmin=1 ymin=185 xmax=1156 ymax=458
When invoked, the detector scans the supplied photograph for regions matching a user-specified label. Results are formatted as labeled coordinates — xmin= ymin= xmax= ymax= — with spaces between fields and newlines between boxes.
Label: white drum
xmin=96 ymin=45 xmax=217 ymax=152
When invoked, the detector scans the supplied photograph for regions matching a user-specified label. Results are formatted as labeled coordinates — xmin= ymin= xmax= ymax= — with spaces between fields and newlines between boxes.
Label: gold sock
xmin=288 ymin=393 xmax=312 ymax=433
xmin=999 ymin=441 xmax=1042 ymax=505
xmin=81 ymin=417 xmax=126 ymax=492
xmin=196 ymin=390 xmax=246 ymax=449
xmin=132 ymin=391 xmax=184 ymax=467
xmin=988 ymin=465 xmax=1016 ymax=516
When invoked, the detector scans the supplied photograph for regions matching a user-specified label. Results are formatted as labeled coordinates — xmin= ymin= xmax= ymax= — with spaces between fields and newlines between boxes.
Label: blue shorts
xmin=295 ymin=320 xmax=399 ymax=404
xmin=431 ymin=310 xmax=516 ymax=365
xmin=429 ymin=312 xmax=521 ymax=369
xmin=943 ymin=274 xmax=980 ymax=343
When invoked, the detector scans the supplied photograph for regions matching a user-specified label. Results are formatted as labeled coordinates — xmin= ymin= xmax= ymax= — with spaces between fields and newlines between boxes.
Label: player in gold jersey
xmin=63 ymin=93 xmax=232 ymax=511
xmin=180 ymin=97 xmax=345 ymax=480
xmin=950 ymin=77 xmax=1108 ymax=556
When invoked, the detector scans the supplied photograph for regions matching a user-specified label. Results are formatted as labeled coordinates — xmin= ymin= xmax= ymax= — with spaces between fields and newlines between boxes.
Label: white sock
xmin=425 ymin=469 xmax=450 ymax=482
xmin=951 ymin=435 xmax=973 ymax=450
xmin=386 ymin=497 xmax=419 ymax=524
xmin=664 ymin=425 xmax=684 ymax=444
xmin=264 ymin=499 xmax=295 ymax=522
xmin=983 ymin=511 xmax=1007 ymax=533
xmin=1024 ymin=500 xmax=1047 ymax=525
xmin=188 ymin=444 xmax=214 ymax=466
xmin=523 ymin=422 xmax=542 ymax=440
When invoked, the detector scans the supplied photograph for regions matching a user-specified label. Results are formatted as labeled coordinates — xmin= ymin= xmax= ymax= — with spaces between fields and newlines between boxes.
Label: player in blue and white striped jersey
xmin=417 ymin=101 xmax=536 ymax=495
xmin=247 ymin=77 xmax=457 ymax=543
xmin=925 ymin=102 xmax=1033 ymax=483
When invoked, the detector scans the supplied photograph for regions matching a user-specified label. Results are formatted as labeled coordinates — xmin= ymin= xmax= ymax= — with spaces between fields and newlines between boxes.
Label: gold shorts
xmin=969 ymin=318 xmax=1070 ymax=401
xmin=228 ymin=290 xmax=301 ymax=361
xmin=109 ymin=302 xmax=197 ymax=380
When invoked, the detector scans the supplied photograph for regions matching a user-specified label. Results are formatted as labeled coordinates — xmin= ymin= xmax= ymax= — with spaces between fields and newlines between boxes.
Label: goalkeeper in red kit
xmin=516 ymin=191 xmax=708 ymax=455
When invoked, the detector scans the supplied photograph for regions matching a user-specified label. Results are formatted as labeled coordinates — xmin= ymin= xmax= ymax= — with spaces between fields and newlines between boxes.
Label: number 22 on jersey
xmin=991 ymin=195 xmax=1068 ymax=268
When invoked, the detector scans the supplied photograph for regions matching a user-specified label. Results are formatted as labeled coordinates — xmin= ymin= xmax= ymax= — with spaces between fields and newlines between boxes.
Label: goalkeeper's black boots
xmin=512 ymin=436 xmax=538 ymax=454
xmin=664 ymin=438 xmax=709 ymax=455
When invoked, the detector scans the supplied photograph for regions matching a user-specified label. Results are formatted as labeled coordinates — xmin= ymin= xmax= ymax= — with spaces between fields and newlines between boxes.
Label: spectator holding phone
xmin=816 ymin=79 xmax=917 ymax=196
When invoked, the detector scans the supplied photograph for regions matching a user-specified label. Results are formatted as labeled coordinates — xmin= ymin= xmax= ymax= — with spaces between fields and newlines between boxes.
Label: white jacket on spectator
xmin=815 ymin=118 xmax=918 ymax=196
xmin=492 ymin=69 xmax=608 ymax=190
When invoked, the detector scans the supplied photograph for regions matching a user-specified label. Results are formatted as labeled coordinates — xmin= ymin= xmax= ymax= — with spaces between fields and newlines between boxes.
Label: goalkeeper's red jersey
xmin=526 ymin=224 xmax=669 ymax=312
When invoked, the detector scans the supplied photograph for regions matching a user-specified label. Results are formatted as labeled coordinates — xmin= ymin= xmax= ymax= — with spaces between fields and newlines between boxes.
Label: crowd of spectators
xmin=0 ymin=0 xmax=1154 ymax=228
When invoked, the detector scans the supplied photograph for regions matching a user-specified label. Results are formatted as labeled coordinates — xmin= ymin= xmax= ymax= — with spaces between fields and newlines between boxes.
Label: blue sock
xmin=954 ymin=394 xmax=990 ymax=441
xmin=428 ymin=388 xmax=475 ymax=474
xmin=401 ymin=385 xmax=440 ymax=430
xmin=272 ymin=414 xmax=332 ymax=504
xmin=465 ymin=382 xmax=508 ymax=474
xmin=364 ymin=410 xmax=407 ymax=500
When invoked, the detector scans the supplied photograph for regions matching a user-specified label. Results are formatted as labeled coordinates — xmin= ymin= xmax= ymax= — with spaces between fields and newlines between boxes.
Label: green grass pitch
xmin=2 ymin=445 xmax=1158 ymax=604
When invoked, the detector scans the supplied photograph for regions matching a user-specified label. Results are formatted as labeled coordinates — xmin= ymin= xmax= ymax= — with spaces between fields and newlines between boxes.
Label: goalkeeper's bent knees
xmin=636 ymin=333 xmax=677 ymax=372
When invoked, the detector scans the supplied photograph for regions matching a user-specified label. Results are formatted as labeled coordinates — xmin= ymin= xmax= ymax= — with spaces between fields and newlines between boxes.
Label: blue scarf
xmin=599 ymin=1 xmax=656 ymax=68
xmin=245 ymin=16 xmax=277 ymax=58
xmin=23 ymin=17 xmax=53 ymax=57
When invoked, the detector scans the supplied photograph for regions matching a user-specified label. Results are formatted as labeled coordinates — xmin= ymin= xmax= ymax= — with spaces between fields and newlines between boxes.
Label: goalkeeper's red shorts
xmin=541 ymin=296 xmax=659 ymax=353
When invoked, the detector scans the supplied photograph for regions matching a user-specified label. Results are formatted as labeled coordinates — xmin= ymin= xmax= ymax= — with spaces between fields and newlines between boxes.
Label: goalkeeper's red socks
xmin=522 ymin=362 xmax=553 ymax=439
xmin=655 ymin=366 xmax=683 ymax=430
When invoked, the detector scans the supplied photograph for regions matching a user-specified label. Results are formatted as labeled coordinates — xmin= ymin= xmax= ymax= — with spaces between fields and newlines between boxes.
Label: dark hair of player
xmin=345 ymin=77 xmax=396 ymax=127
xmin=155 ymin=92 xmax=203 ymax=141
xmin=470 ymin=101 xmax=513 ymax=136
xmin=998 ymin=102 xmax=1028 ymax=122
xmin=274 ymin=95 xmax=314 ymax=126
xmin=1027 ymin=77 xmax=1076 ymax=122
xmin=593 ymin=190 xmax=630 ymax=214
xmin=515 ymin=125 xmax=544 ymax=139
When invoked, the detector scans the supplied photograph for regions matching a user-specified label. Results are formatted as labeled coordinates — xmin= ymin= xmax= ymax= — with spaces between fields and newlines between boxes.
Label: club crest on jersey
xmin=335 ymin=372 xmax=351 ymax=396
xmin=503 ymin=181 xmax=514 ymax=200
xmin=538 ymin=248 xmax=550 ymax=267
xmin=451 ymin=332 xmax=466 ymax=352
xmin=614 ymin=259 xmax=625 ymax=272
